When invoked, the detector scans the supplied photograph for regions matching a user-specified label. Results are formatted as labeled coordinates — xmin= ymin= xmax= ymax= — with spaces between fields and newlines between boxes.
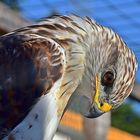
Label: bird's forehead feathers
xmin=86 ymin=28 xmax=120 ymax=74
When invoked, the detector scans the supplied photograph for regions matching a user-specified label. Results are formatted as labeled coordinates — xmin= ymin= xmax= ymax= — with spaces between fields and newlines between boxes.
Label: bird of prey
xmin=0 ymin=15 xmax=137 ymax=140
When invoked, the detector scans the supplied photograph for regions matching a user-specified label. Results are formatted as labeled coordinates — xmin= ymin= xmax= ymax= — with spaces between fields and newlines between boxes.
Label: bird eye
xmin=101 ymin=71 xmax=115 ymax=87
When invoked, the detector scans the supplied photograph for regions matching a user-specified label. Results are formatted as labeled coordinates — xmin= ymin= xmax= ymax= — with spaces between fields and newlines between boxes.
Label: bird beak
xmin=85 ymin=74 xmax=112 ymax=118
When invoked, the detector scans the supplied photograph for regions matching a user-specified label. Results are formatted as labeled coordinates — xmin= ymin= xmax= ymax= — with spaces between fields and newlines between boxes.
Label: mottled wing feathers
xmin=0 ymin=33 xmax=64 ymax=137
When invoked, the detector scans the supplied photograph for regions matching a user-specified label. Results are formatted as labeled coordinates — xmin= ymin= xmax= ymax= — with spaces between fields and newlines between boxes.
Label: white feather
xmin=3 ymin=80 xmax=61 ymax=140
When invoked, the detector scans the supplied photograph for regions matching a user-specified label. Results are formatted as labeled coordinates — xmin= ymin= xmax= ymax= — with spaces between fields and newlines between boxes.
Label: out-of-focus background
xmin=0 ymin=0 xmax=140 ymax=140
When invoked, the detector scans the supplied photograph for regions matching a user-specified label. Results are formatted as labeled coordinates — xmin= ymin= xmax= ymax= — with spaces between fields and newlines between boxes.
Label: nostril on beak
xmin=99 ymin=98 xmax=104 ymax=107
xmin=100 ymin=102 xmax=104 ymax=107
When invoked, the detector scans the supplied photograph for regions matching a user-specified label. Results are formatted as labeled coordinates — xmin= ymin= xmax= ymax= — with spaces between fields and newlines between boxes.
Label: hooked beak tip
xmin=84 ymin=105 xmax=104 ymax=118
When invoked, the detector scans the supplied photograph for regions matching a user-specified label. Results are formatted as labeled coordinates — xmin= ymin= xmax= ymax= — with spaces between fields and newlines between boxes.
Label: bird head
xmin=80 ymin=26 xmax=138 ymax=118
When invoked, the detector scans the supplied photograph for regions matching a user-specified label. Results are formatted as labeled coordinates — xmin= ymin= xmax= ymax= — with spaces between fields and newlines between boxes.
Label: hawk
xmin=0 ymin=15 xmax=137 ymax=140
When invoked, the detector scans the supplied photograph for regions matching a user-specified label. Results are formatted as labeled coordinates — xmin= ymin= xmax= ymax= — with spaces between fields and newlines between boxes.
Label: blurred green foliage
xmin=112 ymin=103 xmax=140 ymax=136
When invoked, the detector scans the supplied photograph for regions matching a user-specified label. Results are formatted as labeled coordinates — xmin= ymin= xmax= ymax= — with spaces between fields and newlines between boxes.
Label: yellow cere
xmin=94 ymin=74 xmax=112 ymax=112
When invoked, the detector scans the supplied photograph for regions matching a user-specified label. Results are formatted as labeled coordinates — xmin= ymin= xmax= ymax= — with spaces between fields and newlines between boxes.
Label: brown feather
xmin=0 ymin=33 xmax=63 ymax=137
